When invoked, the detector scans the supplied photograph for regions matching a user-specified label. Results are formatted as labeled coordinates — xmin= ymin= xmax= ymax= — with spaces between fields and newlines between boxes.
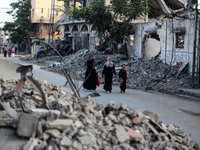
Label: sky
xmin=0 ymin=0 xmax=18 ymax=27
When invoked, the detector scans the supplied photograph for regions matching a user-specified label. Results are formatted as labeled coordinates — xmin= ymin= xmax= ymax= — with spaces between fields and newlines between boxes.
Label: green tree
xmin=72 ymin=0 xmax=151 ymax=54
xmin=3 ymin=0 xmax=33 ymax=53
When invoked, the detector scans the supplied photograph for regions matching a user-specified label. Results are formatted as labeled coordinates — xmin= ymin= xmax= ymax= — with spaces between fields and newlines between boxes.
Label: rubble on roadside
xmin=0 ymin=78 xmax=199 ymax=150
xmin=38 ymin=38 xmax=73 ymax=57
xmin=20 ymin=49 xmax=191 ymax=94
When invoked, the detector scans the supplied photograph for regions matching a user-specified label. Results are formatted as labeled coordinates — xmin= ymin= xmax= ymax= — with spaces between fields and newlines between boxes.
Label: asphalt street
xmin=0 ymin=54 xmax=200 ymax=143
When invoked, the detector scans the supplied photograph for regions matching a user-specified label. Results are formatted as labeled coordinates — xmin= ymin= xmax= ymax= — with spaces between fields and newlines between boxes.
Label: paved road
xmin=1 ymin=55 xmax=200 ymax=143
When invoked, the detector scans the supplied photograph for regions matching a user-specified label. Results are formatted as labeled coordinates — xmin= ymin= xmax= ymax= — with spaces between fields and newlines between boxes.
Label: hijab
xmin=105 ymin=57 xmax=113 ymax=67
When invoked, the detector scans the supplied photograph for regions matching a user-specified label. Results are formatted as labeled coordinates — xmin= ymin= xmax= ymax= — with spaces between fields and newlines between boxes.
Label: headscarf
xmin=105 ymin=57 xmax=113 ymax=67
xmin=89 ymin=55 xmax=93 ymax=60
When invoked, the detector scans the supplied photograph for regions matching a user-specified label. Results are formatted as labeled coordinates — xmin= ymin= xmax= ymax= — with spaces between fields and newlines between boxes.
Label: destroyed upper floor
xmin=58 ymin=0 xmax=188 ymax=24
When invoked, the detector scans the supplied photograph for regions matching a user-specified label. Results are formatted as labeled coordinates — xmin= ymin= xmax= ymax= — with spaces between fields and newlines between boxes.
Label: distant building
xmin=31 ymin=0 xmax=64 ymax=42
xmin=0 ymin=30 xmax=10 ymax=45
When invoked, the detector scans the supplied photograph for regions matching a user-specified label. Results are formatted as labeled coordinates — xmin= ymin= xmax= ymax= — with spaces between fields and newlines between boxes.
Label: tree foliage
xmin=2 ymin=0 xmax=33 ymax=52
xmin=72 ymin=0 xmax=151 ymax=53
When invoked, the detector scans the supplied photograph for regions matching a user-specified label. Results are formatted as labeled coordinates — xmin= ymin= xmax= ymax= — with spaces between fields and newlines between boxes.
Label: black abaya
xmin=83 ymin=59 xmax=97 ymax=90
xmin=102 ymin=65 xmax=116 ymax=92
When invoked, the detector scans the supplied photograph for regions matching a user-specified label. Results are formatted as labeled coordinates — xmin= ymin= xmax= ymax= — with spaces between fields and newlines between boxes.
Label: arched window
xmin=64 ymin=26 xmax=69 ymax=32
xmin=72 ymin=25 xmax=78 ymax=32
xmin=81 ymin=24 xmax=88 ymax=31
xmin=91 ymin=25 xmax=96 ymax=31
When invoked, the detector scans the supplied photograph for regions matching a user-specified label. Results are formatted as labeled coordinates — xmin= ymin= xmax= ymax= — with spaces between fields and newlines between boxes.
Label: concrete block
xmin=78 ymin=134 xmax=95 ymax=145
xmin=115 ymin=125 xmax=129 ymax=143
xmin=17 ymin=113 xmax=39 ymax=138
xmin=75 ymin=120 xmax=83 ymax=128
xmin=45 ymin=129 xmax=61 ymax=138
xmin=46 ymin=119 xmax=73 ymax=130
xmin=60 ymin=136 xmax=72 ymax=147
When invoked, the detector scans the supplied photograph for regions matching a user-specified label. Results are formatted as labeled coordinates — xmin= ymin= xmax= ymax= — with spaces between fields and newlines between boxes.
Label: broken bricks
xmin=0 ymin=78 xmax=199 ymax=150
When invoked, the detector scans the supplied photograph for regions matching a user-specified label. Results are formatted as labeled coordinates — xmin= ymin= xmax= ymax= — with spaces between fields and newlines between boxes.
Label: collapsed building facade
xmin=57 ymin=0 xmax=199 ymax=76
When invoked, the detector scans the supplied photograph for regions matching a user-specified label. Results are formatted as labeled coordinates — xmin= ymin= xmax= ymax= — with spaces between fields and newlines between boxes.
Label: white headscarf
xmin=105 ymin=57 xmax=113 ymax=67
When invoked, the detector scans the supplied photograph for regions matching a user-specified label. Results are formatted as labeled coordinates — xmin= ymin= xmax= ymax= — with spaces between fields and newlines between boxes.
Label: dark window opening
xmin=81 ymin=24 xmax=88 ymax=31
xmin=72 ymin=25 xmax=78 ymax=32
xmin=150 ymin=34 xmax=160 ymax=41
xmin=176 ymin=33 xmax=184 ymax=48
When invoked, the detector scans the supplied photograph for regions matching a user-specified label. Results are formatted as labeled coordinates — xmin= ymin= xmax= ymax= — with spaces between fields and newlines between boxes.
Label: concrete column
xmin=64 ymin=1 xmax=70 ymax=21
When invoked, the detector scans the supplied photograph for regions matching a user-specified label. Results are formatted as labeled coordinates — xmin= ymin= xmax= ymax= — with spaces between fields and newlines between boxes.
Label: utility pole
xmin=191 ymin=0 xmax=200 ymax=88
xmin=52 ymin=0 xmax=55 ymax=41
xmin=48 ymin=0 xmax=55 ymax=43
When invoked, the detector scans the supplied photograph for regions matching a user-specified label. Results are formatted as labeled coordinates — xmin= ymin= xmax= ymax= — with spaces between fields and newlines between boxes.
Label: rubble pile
xmin=20 ymin=49 xmax=191 ymax=94
xmin=39 ymin=38 xmax=72 ymax=57
xmin=113 ymin=59 xmax=191 ymax=93
xmin=0 ymin=78 xmax=199 ymax=150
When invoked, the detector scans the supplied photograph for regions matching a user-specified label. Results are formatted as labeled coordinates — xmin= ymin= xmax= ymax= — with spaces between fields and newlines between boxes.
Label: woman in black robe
xmin=102 ymin=57 xmax=116 ymax=93
xmin=83 ymin=55 xmax=97 ymax=91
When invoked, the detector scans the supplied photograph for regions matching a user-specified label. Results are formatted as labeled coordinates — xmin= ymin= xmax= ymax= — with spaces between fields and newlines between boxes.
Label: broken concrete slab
xmin=60 ymin=136 xmax=72 ymax=147
xmin=78 ymin=134 xmax=96 ymax=145
xmin=17 ymin=113 xmax=39 ymax=138
xmin=46 ymin=119 xmax=73 ymax=130
xmin=115 ymin=124 xmax=130 ymax=143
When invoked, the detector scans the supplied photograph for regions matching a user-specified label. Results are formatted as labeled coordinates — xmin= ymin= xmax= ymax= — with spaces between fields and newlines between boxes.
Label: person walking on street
xmin=11 ymin=46 xmax=15 ymax=57
xmin=83 ymin=55 xmax=97 ymax=91
xmin=3 ymin=45 xmax=7 ymax=57
xmin=8 ymin=46 xmax=11 ymax=57
xmin=102 ymin=57 xmax=116 ymax=93
xmin=119 ymin=64 xmax=127 ymax=93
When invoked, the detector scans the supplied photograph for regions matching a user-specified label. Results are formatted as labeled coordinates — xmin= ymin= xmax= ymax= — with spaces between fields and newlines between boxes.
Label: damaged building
xmin=57 ymin=0 xmax=198 ymax=74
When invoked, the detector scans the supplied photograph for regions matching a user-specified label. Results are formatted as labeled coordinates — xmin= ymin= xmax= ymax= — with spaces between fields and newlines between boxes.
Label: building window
xmin=176 ymin=33 xmax=184 ymax=48
xmin=51 ymin=10 xmax=58 ymax=16
xmin=53 ymin=10 xmax=58 ymax=16
xmin=37 ymin=8 xmax=43 ymax=13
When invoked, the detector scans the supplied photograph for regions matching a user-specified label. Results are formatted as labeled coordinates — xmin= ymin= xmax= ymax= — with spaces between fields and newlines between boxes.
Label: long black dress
xmin=119 ymin=69 xmax=127 ymax=92
xmin=83 ymin=59 xmax=97 ymax=90
xmin=102 ymin=64 xmax=116 ymax=92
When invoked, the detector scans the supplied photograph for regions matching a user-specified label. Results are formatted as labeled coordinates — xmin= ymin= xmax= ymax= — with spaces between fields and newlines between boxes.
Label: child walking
xmin=118 ymin=64 xmax=127 ymax=93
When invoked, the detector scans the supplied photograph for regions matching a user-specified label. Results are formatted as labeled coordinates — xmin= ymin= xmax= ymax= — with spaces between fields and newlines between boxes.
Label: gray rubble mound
xmin=0 ymin=78 xmax=199 ymax=150
xmin=20 ymin=49 xmax=191 ymax=94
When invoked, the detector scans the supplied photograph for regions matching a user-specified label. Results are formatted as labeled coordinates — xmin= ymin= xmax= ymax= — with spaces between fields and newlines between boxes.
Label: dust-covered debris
xmin=38 ymin=38 xmax=73 ymax=57
xmin=20 ymin=49 xmax=191 ymax=94
xmin=0 ymin=78 xmax=199 ymax=150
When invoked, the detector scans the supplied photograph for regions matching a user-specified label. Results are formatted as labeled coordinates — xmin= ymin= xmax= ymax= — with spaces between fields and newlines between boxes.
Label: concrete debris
xmin=16 ymin=113 xmax=39 ymax=138
xmin=38 ymin=38 xmax=73 ymax=57
xmin=20 ymin=50 xmax=191 ymax=94
xmin=0 ymin=78 xmax=199 ymax=150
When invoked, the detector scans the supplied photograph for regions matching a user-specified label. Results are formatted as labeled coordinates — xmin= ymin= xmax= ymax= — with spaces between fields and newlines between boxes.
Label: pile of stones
xmin=20 ymin=49 xmax=191 ymax=94
xmin=0 ymin=78 xmax=199 ymax=150
xmin=38 ymin=38 xmax=72 ymax=57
